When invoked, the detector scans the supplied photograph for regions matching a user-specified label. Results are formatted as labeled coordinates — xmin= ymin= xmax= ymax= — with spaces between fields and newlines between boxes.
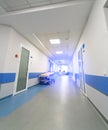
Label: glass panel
xmin=16 ymin=47 xmax=29 ymax=92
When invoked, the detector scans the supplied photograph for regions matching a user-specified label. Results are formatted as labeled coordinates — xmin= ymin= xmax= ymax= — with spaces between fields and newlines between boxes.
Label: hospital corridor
xmin=0 ymin=0 xmax=108 ymax=129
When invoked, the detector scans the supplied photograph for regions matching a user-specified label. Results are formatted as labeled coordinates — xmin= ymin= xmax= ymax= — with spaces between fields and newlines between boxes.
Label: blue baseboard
xmin=0 ymin=94 xmax=12 ymax=101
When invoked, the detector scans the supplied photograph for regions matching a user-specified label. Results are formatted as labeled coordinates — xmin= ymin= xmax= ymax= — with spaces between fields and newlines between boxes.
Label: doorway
xmin=78 ymin=48 xmax=86 ymax=94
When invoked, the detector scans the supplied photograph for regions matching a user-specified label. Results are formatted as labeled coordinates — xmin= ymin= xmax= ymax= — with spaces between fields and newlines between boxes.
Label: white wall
xmin=72 ymin=52 xmax=79 ymax=81
xmin=52 ymin=62 xmax=58 ymax=72
xmin=0 ymin=26 xmax=12 ymax=72
xmin=73 ymin=0 xmax=108 ymax=120
xmin=0 ymin=25 xmax=49 ymax=98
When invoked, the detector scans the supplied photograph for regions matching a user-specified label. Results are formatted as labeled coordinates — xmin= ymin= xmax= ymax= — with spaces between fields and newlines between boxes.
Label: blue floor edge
xmin=0 ymin=84 xmax=48 ymax=118
xmin=0 ymin=94 xmax=12 ymax=101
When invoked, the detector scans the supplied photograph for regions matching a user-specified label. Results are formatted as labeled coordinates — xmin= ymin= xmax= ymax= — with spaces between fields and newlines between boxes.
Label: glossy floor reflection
xmin=0 ymin=75 xmax=107 ymax=130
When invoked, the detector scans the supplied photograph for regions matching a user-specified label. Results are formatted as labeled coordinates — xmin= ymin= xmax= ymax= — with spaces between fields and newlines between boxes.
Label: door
xmin=78 ymin=48 xmax=86 ymax=94
xmin=16 ymin=47 xmax=29 ymax=93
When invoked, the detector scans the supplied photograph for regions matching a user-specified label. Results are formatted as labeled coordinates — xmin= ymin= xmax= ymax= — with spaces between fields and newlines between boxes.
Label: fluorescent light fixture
xmin=32 ymin=33 xmax=53 ymax=56
xmin=49 ymin=39 xmax=60 ymax=44
xmin=56 ymin=51 xmax=63 ymax=54
xmin=32 ymin=33 xmax=46 ymax=49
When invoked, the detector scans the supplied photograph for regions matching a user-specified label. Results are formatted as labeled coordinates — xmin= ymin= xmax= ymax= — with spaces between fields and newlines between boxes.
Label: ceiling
xmin=0 ymin=0 xmax=95 ymax=65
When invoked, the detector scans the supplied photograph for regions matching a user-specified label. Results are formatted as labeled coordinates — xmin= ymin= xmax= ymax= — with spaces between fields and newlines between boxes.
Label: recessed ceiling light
xmin=56 ymin=51 xmax=63 ymax=54
xmin=49 ymin=39 xmax=60 ymax=44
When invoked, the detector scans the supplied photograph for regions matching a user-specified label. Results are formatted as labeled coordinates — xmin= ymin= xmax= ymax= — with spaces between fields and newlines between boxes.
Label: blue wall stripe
xmin=0 ymin=73 xmax=16 ymax=84
xmin=29 ymin=72 xmax=44 ymax=79
xmin=85 ymin=74 xmax=108 ymax=96
xmin=0 ymin=72 xmax=45 ymax=84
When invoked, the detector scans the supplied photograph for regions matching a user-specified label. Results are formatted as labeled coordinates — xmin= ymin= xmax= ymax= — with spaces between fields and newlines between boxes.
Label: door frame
xmin=78 ymin=47 xmax=86 ymax=95
xmin=13 ymin=46 xmax=30 ymax=95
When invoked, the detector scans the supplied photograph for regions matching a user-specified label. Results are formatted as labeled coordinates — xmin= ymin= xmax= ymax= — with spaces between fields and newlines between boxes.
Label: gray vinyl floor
xmin=0 ymin=75 xmax=108 ymax=130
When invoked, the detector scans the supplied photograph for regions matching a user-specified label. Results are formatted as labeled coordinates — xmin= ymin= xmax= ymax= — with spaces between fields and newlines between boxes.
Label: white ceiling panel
xmin=0 ymin=0 xmax=71 ymax=12
xmin=0 ymin=6 xmax=6 ymax=14
xmin=0 ymin=0 xmax=90 ymax=12
xmin=0 ymin=0 xmax=29 ymax=12
xmin=29 ymin=1 xmax=51 ymax=7
xmin=7 ymin=5 xmax=30 ymax=12
xmin=28 ymin=0 xmax=49 ymax=3
xmin=3 ymin=0 xmax=27 ymax=6
xmin=50 ymin=0 xmax=70 ymax=3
